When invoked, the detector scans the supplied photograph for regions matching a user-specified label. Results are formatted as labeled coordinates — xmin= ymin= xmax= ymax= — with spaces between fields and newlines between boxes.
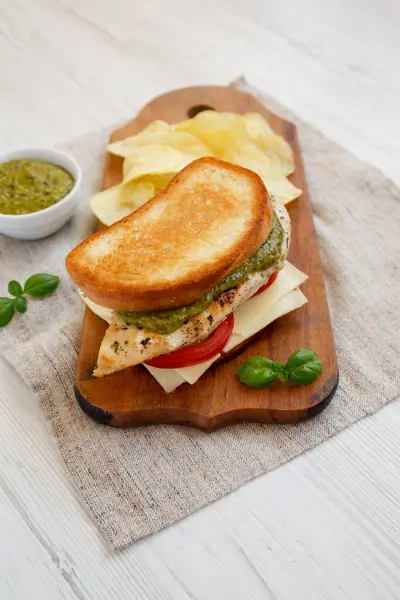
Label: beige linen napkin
xmin=0 ymin=80 xmax=399 ymax=551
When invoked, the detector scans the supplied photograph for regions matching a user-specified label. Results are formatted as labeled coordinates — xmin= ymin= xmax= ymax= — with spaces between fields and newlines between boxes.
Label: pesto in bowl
xmin=0 ymin=159 xmax=75 ymax=215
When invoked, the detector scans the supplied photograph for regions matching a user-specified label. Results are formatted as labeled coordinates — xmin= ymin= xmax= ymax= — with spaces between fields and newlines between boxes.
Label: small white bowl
xmin=0 ymin=148 xmax=82 ymax=240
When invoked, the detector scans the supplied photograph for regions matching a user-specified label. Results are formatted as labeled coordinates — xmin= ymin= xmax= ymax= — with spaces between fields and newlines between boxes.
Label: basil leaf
xmin=13 ymin=296 xmax=27 ymax=314
xmin=288 ymin=361 xmax=323 ymax=385
xmin=285 ymin=349 xmax=322 ymax=385
xmin=8 ymin=280 xmax=23 ymax=297
xmin=0 ymin=298 xmax=14 ymax=327
xmin=273 ymin=361 xmax=289 ymax=383
xmin=285 ymin=349 xmax=319 ymax=371
xmin=23 ymin=273 xmax=60 ymax=299
xmin=237 ymin=357 xmax=278 ymax=388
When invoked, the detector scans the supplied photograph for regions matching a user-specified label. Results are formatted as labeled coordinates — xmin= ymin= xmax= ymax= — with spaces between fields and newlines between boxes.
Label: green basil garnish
xmin=0 ymin=273 xmax=60 ymax=327
xmin=8 ymin=280 xmax=23 ymax=297
xmin=13 ymin=296 xmax=28 ymax=314
xmin=237 ymin=357 xmax=278 ymax=388
xmin=23 ymin=273 xmax=60 ymax=299
xmin=237 ymin=349 xmax=322 ymax=388
xmin=285 ymin=349 xmax=323 ymax=385
xmin=0 ymin=298 xmax=15 ymax=327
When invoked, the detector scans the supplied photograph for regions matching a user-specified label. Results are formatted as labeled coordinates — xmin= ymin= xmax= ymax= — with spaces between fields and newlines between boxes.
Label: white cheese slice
xmin=143 ymin=364 xmax=185 ymax=393
xmin=143 ymin=353 xmax=221 ymax=392
xmin=231 ymin=261 xmax=308 ymax=340
xmin=223 ymin=288 xmax=307 ymax=353
xmin=79 ymin=291 xmax=113 ymax=324
xmin=176 ymin=354 xmax=221 ymax=384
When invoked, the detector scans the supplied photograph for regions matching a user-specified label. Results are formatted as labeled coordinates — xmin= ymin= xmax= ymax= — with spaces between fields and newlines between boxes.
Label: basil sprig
xmin=0 ymin=273 xmax=60 ymax=327
xmin=237 ymin=349 xmax=322 ymax=388
xmin=0 ymin=298 xmax=14 ymax=328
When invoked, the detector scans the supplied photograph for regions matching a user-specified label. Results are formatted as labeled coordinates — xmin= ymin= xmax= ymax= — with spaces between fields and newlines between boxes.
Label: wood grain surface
xmin=75 ymin=86 xmax=338 ymax=429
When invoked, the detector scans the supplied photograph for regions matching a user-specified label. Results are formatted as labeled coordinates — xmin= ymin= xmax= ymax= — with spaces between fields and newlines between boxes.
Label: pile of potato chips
xmin=90 ymin=111 xmax=302 ymax=226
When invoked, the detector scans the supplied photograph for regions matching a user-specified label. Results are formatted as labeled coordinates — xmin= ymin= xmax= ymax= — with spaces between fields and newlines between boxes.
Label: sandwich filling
xmin=119 ymin=211 xmax=285 ymax=334
xmin=91 ymin=201 xmax=291 ymax=377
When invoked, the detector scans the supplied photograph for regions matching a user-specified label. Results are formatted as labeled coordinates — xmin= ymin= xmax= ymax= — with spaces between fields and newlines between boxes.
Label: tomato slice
xmin=253 ymin=271 xmax=278 ymax=297
xmin=145 ymin=313 xmax=234 ymax=369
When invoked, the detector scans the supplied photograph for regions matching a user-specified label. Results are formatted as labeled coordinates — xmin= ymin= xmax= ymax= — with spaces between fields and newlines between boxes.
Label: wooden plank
xmin=75 ymin=85 xmax=338 ymax=430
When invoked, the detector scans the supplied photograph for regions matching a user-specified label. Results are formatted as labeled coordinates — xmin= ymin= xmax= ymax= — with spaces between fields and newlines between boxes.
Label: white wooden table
xmin=1 ymin=1 xmax=400 ymax=598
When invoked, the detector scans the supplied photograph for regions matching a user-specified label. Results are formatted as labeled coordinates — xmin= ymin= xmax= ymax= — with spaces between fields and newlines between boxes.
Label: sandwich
xmin=66 ymin=157 xmax=307 ymax=392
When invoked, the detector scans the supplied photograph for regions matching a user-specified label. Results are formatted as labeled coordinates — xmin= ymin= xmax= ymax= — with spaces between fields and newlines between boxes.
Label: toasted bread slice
xmin=66 ymin=157 xmax=272 ymax=311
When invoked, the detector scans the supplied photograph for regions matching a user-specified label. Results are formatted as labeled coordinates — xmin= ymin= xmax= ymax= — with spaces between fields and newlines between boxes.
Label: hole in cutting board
xmin=187 ymin=104 xmax=215 ymax=118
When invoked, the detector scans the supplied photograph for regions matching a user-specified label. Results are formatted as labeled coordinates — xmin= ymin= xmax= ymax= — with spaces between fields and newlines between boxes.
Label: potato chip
xmin=107 ymin=120 xmax=171 ymax=157
xmin=109 ymin=130 xmax=212 ymax=161
xmin=142 ymin=173 xmax=175 ymax=192
xmin=143 ymin=120 xmax=171 ymax=133
xmin=242 ymin=113 xmax=274 ymax=137
xmin=243 ymin=113 xmax=295 ymax=175
xmin=92 ymin=110 xmax=302 ymax=225
xmin=175 ymin=111 xmax=248 ymax=153
xmin=119 ymin=179 xmax=157 ymax=208
xmin=90 ymin=185 xmax=129 ymax=226
xmin=122 ymin=145 xmax=194 ymax=183
xmin=221 ymin=141 xmax=301 ymax=205
xmin=257 ymin=134 xmax=295 ymax=176
xmin=90 ymin=179 xmax=156 ymax=226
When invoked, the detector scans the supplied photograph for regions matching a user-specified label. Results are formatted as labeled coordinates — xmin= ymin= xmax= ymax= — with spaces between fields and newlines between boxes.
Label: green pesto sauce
xmin=0 ymin=159 xmax=74 ymax=215
xmin=120 ymin=212 xmax=284 ymax=335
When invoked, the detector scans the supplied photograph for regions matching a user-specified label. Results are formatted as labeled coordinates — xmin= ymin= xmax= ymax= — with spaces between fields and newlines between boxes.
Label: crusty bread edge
xmin=66 ymin=157 xmax=272 ymax=311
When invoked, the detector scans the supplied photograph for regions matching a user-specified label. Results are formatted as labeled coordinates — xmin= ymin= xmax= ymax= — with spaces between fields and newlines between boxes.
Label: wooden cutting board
xmin=74 ymin=86 xmax=338 ymax=430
